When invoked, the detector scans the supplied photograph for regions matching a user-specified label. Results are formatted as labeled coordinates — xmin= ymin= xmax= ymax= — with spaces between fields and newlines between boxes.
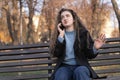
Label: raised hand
xmin=94 ymin=34 xmax=106 ymax=49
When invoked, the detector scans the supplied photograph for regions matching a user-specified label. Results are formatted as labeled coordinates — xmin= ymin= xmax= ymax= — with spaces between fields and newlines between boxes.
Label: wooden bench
xmin=0 ymin=37 xmax=119 ymax=80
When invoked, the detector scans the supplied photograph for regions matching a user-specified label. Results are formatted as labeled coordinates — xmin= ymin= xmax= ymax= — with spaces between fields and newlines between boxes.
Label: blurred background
xmin=0 ymin=0 xmax=119 ymax=45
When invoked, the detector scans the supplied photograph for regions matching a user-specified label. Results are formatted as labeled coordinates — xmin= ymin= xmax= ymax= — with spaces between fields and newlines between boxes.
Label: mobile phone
xmin=60 ymin=24 xmax=65 ymax=30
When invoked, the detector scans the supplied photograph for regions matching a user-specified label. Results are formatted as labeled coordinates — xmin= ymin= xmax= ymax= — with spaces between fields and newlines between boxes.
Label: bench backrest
xmin=0 ymin=37 xmax=119 ymax=80
xmin=0 ymin=43 xmax=50 ymax=80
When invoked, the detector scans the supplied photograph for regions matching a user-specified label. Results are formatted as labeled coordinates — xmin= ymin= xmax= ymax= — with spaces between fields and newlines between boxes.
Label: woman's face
xmin=61 ymin=11 xmax=74 ymax=28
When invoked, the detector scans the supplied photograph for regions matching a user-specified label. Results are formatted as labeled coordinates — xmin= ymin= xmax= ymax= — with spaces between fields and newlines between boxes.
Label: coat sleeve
xmin=84 ymin=31 xmax=98 ymax=59
xmin=52 ymin=39 xmax=65 ymax=58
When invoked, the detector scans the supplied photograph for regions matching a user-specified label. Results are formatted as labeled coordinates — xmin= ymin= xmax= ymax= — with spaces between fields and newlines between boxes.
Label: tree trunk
xmin=91 ymin=0 xmax=100 ymax=39
xmin=3 ymin=0 xmax=20 ymax=45
xmin=2 ymin=1 xmax=14 ymax=43
xmin=11 ymin=0 xmax=20 ymax=44
xmin=26 ymin=0 xmax=35 ymax=44
xmin=111 ymin=0 xmax=120 ymax=35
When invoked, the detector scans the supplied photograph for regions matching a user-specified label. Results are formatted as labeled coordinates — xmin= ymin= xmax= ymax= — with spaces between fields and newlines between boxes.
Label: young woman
xmin=50 ymin=8 xmax=106 ymax=80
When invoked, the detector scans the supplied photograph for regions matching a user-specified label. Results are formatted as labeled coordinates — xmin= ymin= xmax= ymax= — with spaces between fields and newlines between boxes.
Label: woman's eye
xmin=61 ymin=16 xmax=64 ymax=19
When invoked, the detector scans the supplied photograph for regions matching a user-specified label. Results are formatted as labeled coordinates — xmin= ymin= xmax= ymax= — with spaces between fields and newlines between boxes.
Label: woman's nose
xmin=63 ymin=16 xmax=67 ymax=20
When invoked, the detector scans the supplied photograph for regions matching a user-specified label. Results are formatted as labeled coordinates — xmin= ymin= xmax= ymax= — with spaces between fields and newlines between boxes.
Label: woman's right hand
xmin=57 ymin=23 xmax=65 ymax=38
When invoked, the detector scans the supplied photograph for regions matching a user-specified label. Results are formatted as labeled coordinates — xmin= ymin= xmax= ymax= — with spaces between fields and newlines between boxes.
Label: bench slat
xmin=94 ymin=76 xmax=120 ymax=80
xmin=95 ymin=68 xmax=120 ymax=74
xmin=90 ymin=59 xmax=120 ymax=67
xmin=106 ymin=37 xmax=120 ymax=42
xmin=0 ymin=59 xmax=53 ymax=67
xmin=0 ymin=66 xmax=53 ymax=73
xmin=101 ymin=43 xmax=120 ymax=49
xmin=0 ymin=53 xmax=50 ymax=61
xmin=93 ymin=54 xmax=120 ymax=60
xmin=0 ymin=43 xmax=49 ymax=50
xmin=98 ymin=48 xmax=120 ymax=54
xmin=0 ymin=48 xmax=49 ymax=56
xmin=0 ymin=74 xmax=50 ymax=80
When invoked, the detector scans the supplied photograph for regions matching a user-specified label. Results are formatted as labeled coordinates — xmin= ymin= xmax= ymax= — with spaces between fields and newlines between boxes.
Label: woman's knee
xmin=74 ymin=66 xmax=90 ymax=75
xmin=54 ymin=67 xmax=72 ymax=80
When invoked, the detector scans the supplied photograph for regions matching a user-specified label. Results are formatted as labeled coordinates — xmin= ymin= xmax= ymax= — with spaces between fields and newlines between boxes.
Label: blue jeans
xmin=54 ymin=64 xmax=91 ymax=80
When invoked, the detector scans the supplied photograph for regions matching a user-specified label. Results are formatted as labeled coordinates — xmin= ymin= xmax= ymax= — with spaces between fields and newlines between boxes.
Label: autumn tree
xmin=0 ymin=0 xmax=43 ymax=44
xmin=2 ymin=0 xmax=20 ymax=45
xmin=0 ymin=0 xmax=11 ymax=44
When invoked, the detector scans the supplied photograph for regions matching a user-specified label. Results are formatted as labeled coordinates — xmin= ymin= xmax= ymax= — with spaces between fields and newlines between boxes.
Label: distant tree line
xmin=0 ymin=0 xmax=119 ymax=45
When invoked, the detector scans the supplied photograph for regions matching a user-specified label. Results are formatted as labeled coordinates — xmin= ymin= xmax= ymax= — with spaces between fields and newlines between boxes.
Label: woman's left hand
xmin=94 ymin=34 xmax=106 ymax=49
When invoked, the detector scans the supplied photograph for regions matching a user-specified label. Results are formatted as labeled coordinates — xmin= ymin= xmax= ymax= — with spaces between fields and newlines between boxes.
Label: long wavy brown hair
xmin=49 ymin=8 xmax=87 ymax=56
